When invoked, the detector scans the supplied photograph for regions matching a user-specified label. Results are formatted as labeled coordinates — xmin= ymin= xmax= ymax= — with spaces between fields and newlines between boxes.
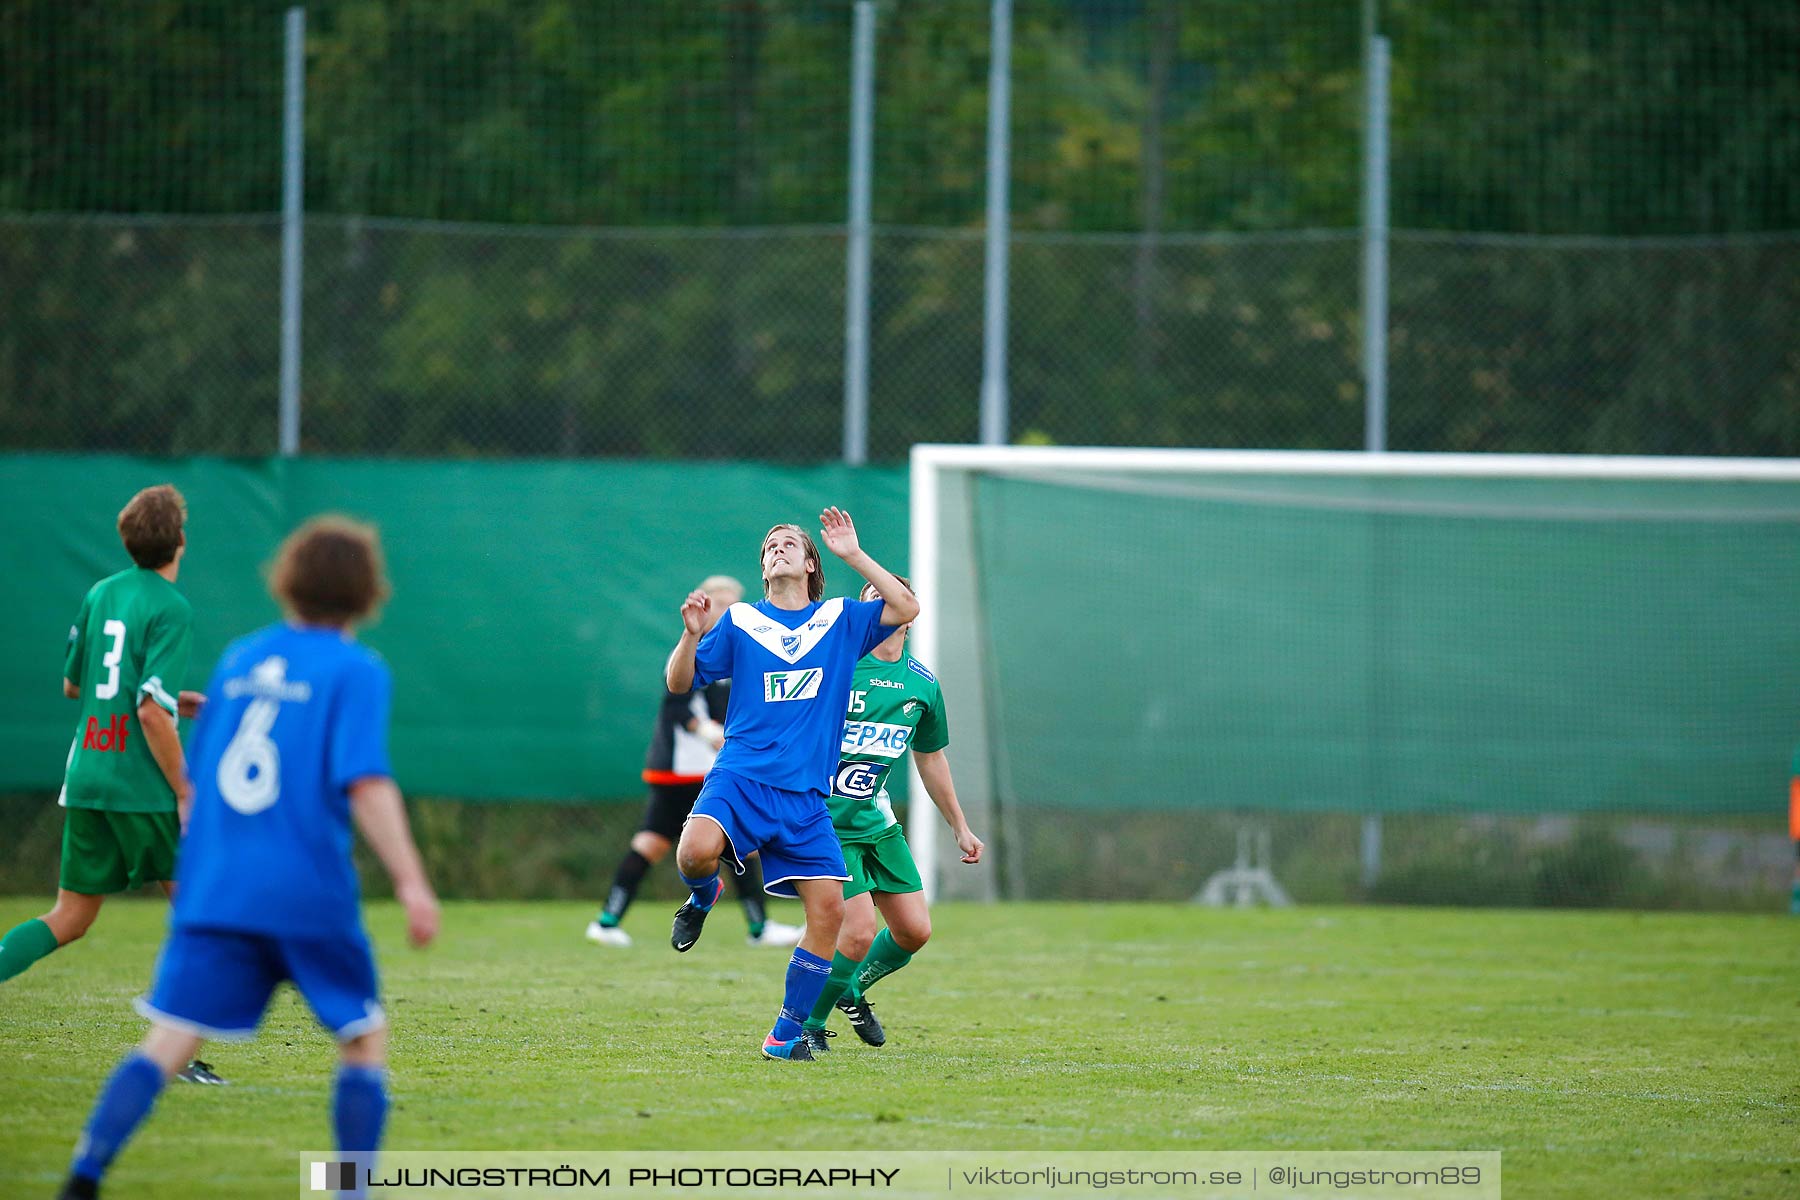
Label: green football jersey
xmin=828 ymin=651 xmax=948 ymax=842
xmin=60 ymin=567 xmax=193 ymax=812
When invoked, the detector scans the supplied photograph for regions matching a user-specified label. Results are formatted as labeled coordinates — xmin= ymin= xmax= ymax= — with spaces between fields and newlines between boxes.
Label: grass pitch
xmin=0 ymin=899 xmax=1795 ymax=1198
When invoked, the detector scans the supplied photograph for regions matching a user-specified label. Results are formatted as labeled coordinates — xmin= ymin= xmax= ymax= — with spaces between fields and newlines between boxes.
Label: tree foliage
xmin=1 ymin=0 xmax=1795 ymax=459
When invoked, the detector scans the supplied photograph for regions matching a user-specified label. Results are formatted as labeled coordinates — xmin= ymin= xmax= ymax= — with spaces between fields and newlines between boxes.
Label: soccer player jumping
xmin=664 ymin=508 xmax=917 ymax=1061
xmin=586 ymin=574 xmax=801 ymax=949
xmin=56 ymin=517 xmax=439 ymax=1200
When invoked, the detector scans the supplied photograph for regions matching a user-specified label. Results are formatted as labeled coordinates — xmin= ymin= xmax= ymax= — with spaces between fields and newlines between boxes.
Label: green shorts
xmin=59 ymin=807 xmax=179 ymax=895
xmin=842 ymin=828 xmax=924 ymax=900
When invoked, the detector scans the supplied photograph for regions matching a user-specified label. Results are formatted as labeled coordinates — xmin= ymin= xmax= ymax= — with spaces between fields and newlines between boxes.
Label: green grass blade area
xmin=1 ymin=900 xmax=1795 ymax=1198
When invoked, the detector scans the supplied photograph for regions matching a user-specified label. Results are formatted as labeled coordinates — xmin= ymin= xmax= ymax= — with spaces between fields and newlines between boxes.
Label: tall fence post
xmin=1360 ymin=15 xmax=1391 ymax=889
xmin=279 ymin=6 xmax=306 ymax=458
xmin=978 ymin=0 xmax=1012 ymax=447
xmin=1361 ymin=33 xmax=1390 ymax=454
xmin=842 ymin=0 xmax=876 ymax=466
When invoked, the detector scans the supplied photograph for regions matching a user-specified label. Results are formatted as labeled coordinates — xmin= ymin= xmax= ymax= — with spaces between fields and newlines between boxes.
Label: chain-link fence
xmin=6 ymin=216 xmax=1796 ymax=458
xmin=1388 ymin=232 xmax=1800 ymax=454
xmin=4 ymin=0 xmax=1797 ymax=460
xmin=0 ymin=215 xmax=282 ymax=455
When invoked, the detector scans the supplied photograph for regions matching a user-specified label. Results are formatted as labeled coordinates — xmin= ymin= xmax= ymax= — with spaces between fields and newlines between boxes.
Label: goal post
xmin=909 ymin=444 xmax=1800 ymax=906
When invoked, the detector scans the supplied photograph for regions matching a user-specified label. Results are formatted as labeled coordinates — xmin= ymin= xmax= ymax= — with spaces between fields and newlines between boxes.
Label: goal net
xmin=907 ymin=447 xmax=1800 ymax=909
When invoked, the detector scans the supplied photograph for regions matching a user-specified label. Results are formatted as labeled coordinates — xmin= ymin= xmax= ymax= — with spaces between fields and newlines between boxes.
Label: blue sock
xmin=333 ymin=1064 xmax=388 ymax=1151
xmin=679 ymin=870 xmax=721 ymax=910
xmin=333 ymin=1064 xmax=388 ymax=1199
xmin=770 ymin=947 xmax=832 ymax=1042
xmin=70 ymin=1052 xmax=166 ymax=1183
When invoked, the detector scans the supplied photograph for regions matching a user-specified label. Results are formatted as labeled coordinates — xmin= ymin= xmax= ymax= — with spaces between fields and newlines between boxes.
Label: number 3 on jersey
xmin=218 ymin=698 xmax=281 ymax=813
xmin=95 ymin=619 xmax=126 ymax=699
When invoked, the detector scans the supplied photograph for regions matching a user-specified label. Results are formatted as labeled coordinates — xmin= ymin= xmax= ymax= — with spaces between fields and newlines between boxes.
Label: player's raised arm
xmin=665 ymin=589 xmax=712 ymax=693
xmin=349 ymin=777 xmax=440 ymax=948
xmin=819 ymin=507 xmax=918 ymax=626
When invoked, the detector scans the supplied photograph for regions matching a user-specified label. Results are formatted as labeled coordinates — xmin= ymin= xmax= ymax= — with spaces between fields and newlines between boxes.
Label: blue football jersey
xmin=694 ymin=597 xmax=892 ymax=795
xmin=173 ymin=624 xmax=393 ymax=939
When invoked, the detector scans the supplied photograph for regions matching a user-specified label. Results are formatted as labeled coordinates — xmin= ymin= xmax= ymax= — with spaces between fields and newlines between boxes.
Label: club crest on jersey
xmin=903 ymin=700 xmax=922 ymax=716
xmin=781 ymin=633 xmax=802 ymax=654
xmin=834 ymin=760 xmax=891 ymax=801
xmin=764 ymin=668 xmax=823 ymax=703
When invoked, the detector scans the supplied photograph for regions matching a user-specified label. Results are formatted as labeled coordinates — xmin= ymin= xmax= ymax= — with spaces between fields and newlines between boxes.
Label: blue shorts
xmin=689 ymin=769 xmax=850 ymax=899
xmin=136 ymin=925 xmax=384 ymax=1043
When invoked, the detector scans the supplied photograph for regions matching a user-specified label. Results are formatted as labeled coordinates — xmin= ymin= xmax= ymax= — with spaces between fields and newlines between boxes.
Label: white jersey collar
xmin=728 ymin=598 xmax=847 ymax=664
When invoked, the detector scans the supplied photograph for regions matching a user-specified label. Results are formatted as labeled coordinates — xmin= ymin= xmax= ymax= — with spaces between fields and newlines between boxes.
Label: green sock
xmin=802 ymin=951 xmax=863 ymax=1029
xmin=853 ymin=928 xmax=914 ymax=999
xmin=0 ymin=918 xmax=60 ymax=983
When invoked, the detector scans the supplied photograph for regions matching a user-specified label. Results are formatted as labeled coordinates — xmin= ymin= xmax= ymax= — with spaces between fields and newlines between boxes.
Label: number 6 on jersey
xmin=217 ymin=698 xmax=280 ymax=814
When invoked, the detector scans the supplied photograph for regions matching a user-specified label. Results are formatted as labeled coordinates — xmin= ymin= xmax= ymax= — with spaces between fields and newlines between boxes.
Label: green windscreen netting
xmin=923 ymin=455 xmax=1800 ymax=905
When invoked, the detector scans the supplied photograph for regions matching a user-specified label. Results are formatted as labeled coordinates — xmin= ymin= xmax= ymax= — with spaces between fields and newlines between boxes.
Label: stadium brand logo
xmin=82 ymin=713 xmax=130 ymax=753
xmin=222 ymin=656 xmax=313 ymax=703
xmin=867 ymin=678 xmax=905 ymax=689
xmin=764 ymin=669 xmax=823 ymax=703
xmin=311 ymin=1160 xmax=358 ymax=1191
xmin=841 ymin=721 xmax=911 ymax=759
xmin=834 ymin=760 xmax=890 ymax=801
